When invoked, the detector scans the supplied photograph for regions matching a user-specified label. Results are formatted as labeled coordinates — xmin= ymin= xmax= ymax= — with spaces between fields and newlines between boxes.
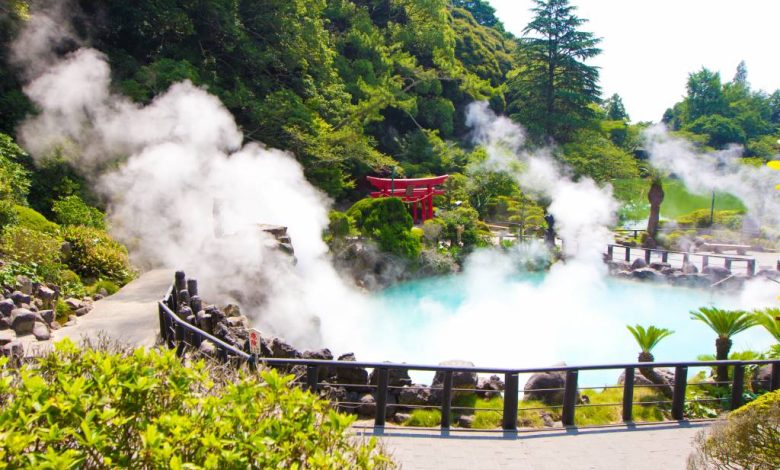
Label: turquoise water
xmin=368 ymin=268 xmax=775 ymax=387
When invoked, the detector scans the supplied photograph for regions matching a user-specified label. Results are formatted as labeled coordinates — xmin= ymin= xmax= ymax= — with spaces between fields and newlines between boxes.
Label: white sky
xmin=488 ymin=0 xmax=780 ymax=123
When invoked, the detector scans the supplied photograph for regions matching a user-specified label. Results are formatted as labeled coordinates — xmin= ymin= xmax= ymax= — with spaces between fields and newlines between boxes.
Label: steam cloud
xmin=644 ymin=125 xmax=780 ymax=230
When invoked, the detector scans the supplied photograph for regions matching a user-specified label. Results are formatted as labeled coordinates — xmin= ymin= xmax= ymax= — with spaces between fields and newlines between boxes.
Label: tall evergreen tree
xmin=507 ymin=0 xmax=601 ymax=142
xmin=603 ymin=93 xmax=629 ymax=121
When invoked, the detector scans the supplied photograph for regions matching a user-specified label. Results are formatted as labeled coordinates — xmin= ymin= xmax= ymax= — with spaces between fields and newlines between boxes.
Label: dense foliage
xmin=0 ymin=341 xmax=392 ymax=469
xmin=346 ymin=197 xmax=421 ymax=258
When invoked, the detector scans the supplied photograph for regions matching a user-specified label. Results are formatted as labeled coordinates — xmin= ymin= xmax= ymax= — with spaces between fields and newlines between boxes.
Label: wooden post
xmin=502 ymin=373 xmax=519 ymax=431
xmin=747 ymin=260 xmax=755 ymax=277
xmin=644 ymin=249 xmax=651 ymax=263
xmin=561 ymin=371 xmax=578 ymax=426
xmin=374 ymin=368 xmax=389 ymax=427
xmin=622 ymin=368 xmax=634 ymax=422
xmin=731 ymin=365 xmax=745 ymax=410
xmin=725 ymin=259 xmax=732 ymax=271
xmin=175 ymin=271 xmax=186 ymax=293
xmin=440 ymin=371 xmax=454 ymax=429
xmin=190 ymin=295 xmax=202 ymax=315
xmin=671 ymin=366 xmax=687 ymax=420
xmin=662 ymin=251 xmax=669 ymax=263
xmin=607 ymin=245 xmax=614 ymax=259
xmin=771 ymin=362 xmax=780 ymax=391
xmin=625 ymin=247 xmax=631 ymax=262
xmin=702 ymin=255 xmax=709 ymax=268
xmin=187 ymin=279 xmax=198 ymax=297
xmin=175 ymin=323 xmax=185 ymax=357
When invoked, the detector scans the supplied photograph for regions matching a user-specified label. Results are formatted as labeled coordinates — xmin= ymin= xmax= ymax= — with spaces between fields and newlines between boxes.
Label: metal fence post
xmin=502 ymin=373 xmax=519 ymax=431
xmin=662 ymin=251 xmax=669 ymax=263
xmin=561 ymin=370 xmax=578 ymax=426
xmin=731 ymin=364 xmax=745 ymax=410
xmin=622 ymin=367 xmax=634 ymax=422
xmin=725 ymin=259 xmax=732 ymax=271
xmin=607 ymin=245 xmax=614 ymax=259
xmin=374 ymin=368 xmax=389 ymax=427
xmin=440 ymin=371 xmax=454 ymax=429
xmin=625 ymin=247 xmax=631 ymax=262
xmin=771 ymin=362 xmax=780 ymax=391
xmin=307 ymin=365 xmax=319 ymax=393
xmin=671 ymin=366 xmax=688 ymax=420
xmin=175 ymin=323 xmax=185 ymax=357
xmin=644 ymin=249 xmax=651 ymax=263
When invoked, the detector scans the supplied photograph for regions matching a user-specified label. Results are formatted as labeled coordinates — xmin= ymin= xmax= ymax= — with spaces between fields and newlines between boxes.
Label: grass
xmin=612 ymin=178 xmax=745 ymax=224
xmin=576 ymin=386 xmax=666 ymax=426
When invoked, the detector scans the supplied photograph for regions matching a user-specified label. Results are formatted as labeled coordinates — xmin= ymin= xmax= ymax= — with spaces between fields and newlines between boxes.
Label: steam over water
xmin=10 ymin=5 xmax=778 ymax=378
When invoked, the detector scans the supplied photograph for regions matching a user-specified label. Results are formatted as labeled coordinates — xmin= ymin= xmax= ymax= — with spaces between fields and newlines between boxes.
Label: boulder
xmin=225 ymin=316 xmax=248 ymax=329
xmin=0 ymin=299 xmax=14 ymax=317
xmin=10 ymin=308 xmax=36 ymax=335
xmin=32 ymin=322 xmax=50 ymax=341
xmin=523 ymin=368 xmax=576 ymax=405
xmin=37 ymin=286 xmax=57 ymax=308
xmin=476 ymin=375 xmax=505 ymax=399
xmin=752 ymin=364 xmax=773 ymax=392
xmin=15 ymin=276 xmax=33 ymax=295
xmin=432 ymin=360 xmax=478 ymax=391
xmin=0 ymin=317 xmax=10 ymax=330
xmin=398 ymin=384 xmax=433 ymax=407
xmin=64 ymin=298 xmax=82 ymax=310
xmin=457 ymin=415 xmax=476 ymax=428
xmin=196 ymin=311 xmax=213 ymax=333
xmin=392 ymin=413 xmax=411 ymax=424
xmin=199 ymin=339 xmax=217 ymax=356
xmin=702 ymin=266 xmax=731 ymax=283
xmin=0 ymin=330 xmax=15 ymax=345
xmin=268 ymin=337 xmax=301 ymax=358
xmin=607 ymin=260 xmax=631 ymax=274
xmin=74 ymin=307 xmax=91 ymax=317
xmin=38 ymin=310 xmax=54 ymax=325
xmin=302 ymin=348 xmax=335 ymax=381
xmin=334 ymin=353 xmax=369 ymax=387
xmin=631 ymin=268 xmax=664 ymax=282
xmin=630 ymin=258 xmax=647 ymax=270
xmin=10 ymin=291 xmax=31 ymax=306
xmin=369 ymin=364 xmax=412 ymax=388
xmin=357 ymin=393 xmax=376 ymax=418
xmin=682 ymin=262 xmax=699 ymax=274
xmin=1 ymin=340 xmax=22 ymax=358
xmin=649 ymin=262 xmax=671 ymax=271
xmin=617 ymin=368 xmax=675 ymax=387
xmin=224 ymin=304 xmax=241 ymax=317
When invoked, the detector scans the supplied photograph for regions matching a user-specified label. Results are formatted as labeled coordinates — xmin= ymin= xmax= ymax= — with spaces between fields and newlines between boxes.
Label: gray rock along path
xmin=20 ymin=269 xmax=173 ymax=353
xmin=364 ymin=421 xmax=709 ymax=469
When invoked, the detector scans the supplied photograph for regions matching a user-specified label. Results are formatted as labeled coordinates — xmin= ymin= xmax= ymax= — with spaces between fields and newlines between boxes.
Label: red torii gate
xmin=367 ymin=175 xmax=449 ymax=224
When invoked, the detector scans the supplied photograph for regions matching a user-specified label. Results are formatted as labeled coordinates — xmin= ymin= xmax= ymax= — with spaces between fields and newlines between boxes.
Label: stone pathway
xmin=20 ymin=269 xmax=173 ymax=353
xmin=362 ymin=421 xmax=709 ymax=469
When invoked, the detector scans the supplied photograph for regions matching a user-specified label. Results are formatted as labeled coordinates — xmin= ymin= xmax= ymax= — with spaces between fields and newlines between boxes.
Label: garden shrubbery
xmin=347 ymin=197 xmax=421 ymax=259
xmin=0 ymin=340 xmax=392 ymax=469
xmin=61 ymin=225 xmax=134 ymax=285
xmin=52 ymin=194 xmax=106 ymax=229
xmin=688 ymin=389 xmax=780 ymax=469
xmin=676 ymin=209 xmax=744 ymax=229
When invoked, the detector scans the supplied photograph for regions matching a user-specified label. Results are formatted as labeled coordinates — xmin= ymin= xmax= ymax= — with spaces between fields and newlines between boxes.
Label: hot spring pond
xmin=359 ymin=266 xmax=775 ymax=387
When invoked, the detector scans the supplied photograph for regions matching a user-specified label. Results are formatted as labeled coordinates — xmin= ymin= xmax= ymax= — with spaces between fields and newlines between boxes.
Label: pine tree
xmin=507 ymin=0 xmax=601 ymax=142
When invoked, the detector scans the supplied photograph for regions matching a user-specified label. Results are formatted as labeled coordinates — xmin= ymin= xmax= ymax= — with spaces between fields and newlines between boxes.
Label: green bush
xmin=688 ymin=389 xmax=780 ymax=469
xmin=0 ymin=200 xmax=16 ymax=232
xmin=13 ymin=204 xmax=60 ymax=234
xmin=52 ymin=195 xmax=106 ymax=229
xmin=0 ymin=225 xmax=62 ymax=281
xmin=326 ymin=210 xmax=356 ymax=241
xmin=0 ymin=133 xmax=30 ymax=205
xmin=0 ymin=340 xmax=392 ymax=469
xmin=676 ymin=209 xmax=744 ymax=229
xmin=61 ymin=226 xmax=134 ymax=285
xmin=346 ymin=198 xmax=421 ymax=259
xmin=88 ymin=279 xmax=120 ymax=296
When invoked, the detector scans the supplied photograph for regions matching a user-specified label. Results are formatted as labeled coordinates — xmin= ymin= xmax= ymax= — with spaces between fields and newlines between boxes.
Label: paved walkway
xmin=21 ymin=269 xmax=173 ymax=353
xmin=362 ymin=422 xmax=709 ymax=469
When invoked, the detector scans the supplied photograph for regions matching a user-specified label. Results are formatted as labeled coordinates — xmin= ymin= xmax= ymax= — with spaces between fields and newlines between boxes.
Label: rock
xmin=541 ymin=413 xmax=555 ymax=428
xmin=268 ymin=337 xmax=301 ymax=358
xmin=0 ymin=330 xmax=15 ymax=345
xmin=357 ymin=393 xmax=376 ymax=418
xmin=617 ymin=368 xmax=675 ymax=387
xmin=631 ymin=268 xmax=664 ymax=281
xmin=457 ymin=415 xmax=476 ymax=428
xmin=32 ymin=322 xmax=50 ymax=341
xmin=225 ymin=316 xmax=248 ymax=329
xmin=682 ymin=262 xmax=699 ymax=274
xmin=607 ymin=260 xmax=631 ymax=274
xmin=702 ymin=266 xmax=731 ymax=282
xmin=432 ymin=360 xmax=478 ymax=390
xmin=524 ymin=368 xmax=577 ymax=406
xmin=0 ymin=299 xmax=14 ymax=317
xmin=97 ymin=287 xmax=109 ymax=297
xmin=224 ymin=304 xmax=241 ymax=317
xmin=0 ymin=317 xmax=10 ymax=330
xmin=15 ymin=276 xmax=33 ymax=295
xmin=64 ymin=298 xmax=82 ymax=310
xmin=199 ymin=340 xmax=217 ymax=355
xmin=752 ymin=364 xmax=773 ymax=392
xmin=399 ymin=384 xmax=433 ymax=407
xmin=649 ymin=262 xmax=671 ymax=271
xmin=196 ymin=311 xmax=213 ymax=333
xmin=1 ymin=340 xmax=22 ymax=358
xmin=10 ymin=291 xmax=31 ymax=306
xmin=49 ymin=321 xmax=61 ymax=330
xmin=630 ymin=258 xmax=647 ymax=270
xmin=392 ymin=413 xmax=412 ymax=424
xmin=10 ymin=308 xmax=36 ymax=335
xmin=369 ymin=364 xmax=412 ymax=388
xmin=37 ymin=286 xmax=57 ymax=308
xmin=334 ymin=353 xmax=369 ymax=387
xmin=74 ymin=307 xmax=91 ymax=317
xmin=476 ymin=375 xmax=505 ymax=399
xmin=93 ymin=294 xmax=104 ymax=301
xmin=38 ymin=310 xmax=54 ymax=325
xmin=303 ymin=348 xmax=335 ymax=381
xmin=68 ymin=314 xmax=77 ymax=323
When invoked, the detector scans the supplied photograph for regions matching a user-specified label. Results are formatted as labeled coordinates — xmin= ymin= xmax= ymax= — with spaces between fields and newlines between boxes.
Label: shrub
xmin=676 ymin=209 xmax=744 ymax=229
xmin=61 ymin=225 xmax=134 ymax=285
xmin=0 ymin=225 xmax=62 ymax=281
xmin=13 ymin=204 xmax=60 ymax=234
xmin=0 ymin=341 xmax=392 ymax=469
xmin=347 ymin=198 xmax=421 ymax=259
xmin=326 ymin=210 xmax=356 ymax=241
xmin=52 ymin=195 xmax=106 ymax=229
xmin=0 ymin=200 xmax=16 ymax=232
xmin=0 ymin=132 xmax=30 ymax=204
xmin=688 ymin=389 xmax=780 ymax=469
xmin=88 ymin=279 xmax=120 ymax=296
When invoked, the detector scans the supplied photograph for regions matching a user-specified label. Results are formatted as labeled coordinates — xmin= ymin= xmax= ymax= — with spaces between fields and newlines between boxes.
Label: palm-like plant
xmin=753 ymin=307 xmax=780 ymax=342
xmin=627 ymin=325 xmax=674 ymax=397
xmin=690 ymin=307 xmax=757 ymax=384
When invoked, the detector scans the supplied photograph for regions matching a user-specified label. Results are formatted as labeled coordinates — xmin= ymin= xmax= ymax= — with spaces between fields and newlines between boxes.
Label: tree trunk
xmin=644 ymin=179 xmax=664 ymax=248
xmin=637 ymin=351 xmax=673 ymax=399
xmin=715 ymin=337 xmax=732 ymax=385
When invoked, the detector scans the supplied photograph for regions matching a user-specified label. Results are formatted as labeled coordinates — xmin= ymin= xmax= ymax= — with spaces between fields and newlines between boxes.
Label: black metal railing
xmin=159 ymin=280 xmax=780 ymax=431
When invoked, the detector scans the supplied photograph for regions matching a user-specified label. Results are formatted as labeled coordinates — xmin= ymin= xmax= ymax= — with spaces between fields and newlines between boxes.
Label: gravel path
xmin=364 ymin=421 xmax=709 ymax=469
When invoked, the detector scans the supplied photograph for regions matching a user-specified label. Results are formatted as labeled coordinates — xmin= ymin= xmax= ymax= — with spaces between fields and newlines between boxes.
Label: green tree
xmin=450 ymin=0 xmax=503 ymax=29
xmin=753 ymin=308 xmax=780 ymax=343
xmin=507 ymin=0 xmax=601 ymax=142
xmin=644 ymin=174 xmax=664 ymax=248
xmin=346 ymin=197 xmax=421 ymax=259
xmin=602 ymin=93 xmax=629 ymax=121
xmin=690 ymin=307 xmax=756 ymax=384
xmin=685 ymin=68 xmax=727 ymax=121
xmin=626 ymin=324 xmax=674 ymax=398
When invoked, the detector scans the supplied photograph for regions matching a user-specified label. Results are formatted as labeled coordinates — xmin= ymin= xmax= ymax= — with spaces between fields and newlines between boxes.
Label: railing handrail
xmin=606 ymin=243 xmax=753 ymax=262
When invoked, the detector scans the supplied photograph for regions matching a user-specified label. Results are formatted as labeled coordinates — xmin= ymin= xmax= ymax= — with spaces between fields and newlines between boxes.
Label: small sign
xmin=248 ymin=329 xmax=262 ymax=355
